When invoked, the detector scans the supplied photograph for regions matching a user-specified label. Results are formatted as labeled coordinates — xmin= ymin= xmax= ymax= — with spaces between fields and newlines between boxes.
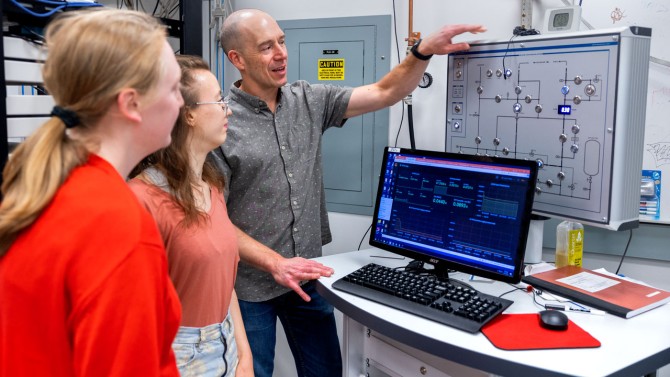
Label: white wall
xmin=222 ymin=1 xmax=670 ymax=376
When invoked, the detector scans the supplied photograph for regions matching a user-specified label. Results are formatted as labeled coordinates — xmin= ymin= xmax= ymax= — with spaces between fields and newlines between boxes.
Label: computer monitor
xmin=369 ymin=147 xmax=538 ymax=283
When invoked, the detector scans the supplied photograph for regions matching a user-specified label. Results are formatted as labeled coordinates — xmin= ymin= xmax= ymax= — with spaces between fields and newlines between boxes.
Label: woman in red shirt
xmin=130 ymin=55 xmax=253 ymax=376
xmin=0 ymin=9 xmax=183 ymax=376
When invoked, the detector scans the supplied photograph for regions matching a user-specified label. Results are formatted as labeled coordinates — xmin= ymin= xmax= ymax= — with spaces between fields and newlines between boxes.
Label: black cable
xmin=403 ymin=259 xmax=427 ymax=274
xmin=501 ymin=34 xmax=515 ymax=81
xmin=168 ymin=2 xmax=179 ymax=18
xmin=357 ymin=223 xmax=373 ymax=251
xmin=502 ymin=283 xmax=544 ymax=307
xmin=32 ymin=85 xmax=48 ymax=95
xmin=151 ymin=0 xmax=160 ymax=16
xmin=449 ymin=278 xmax=477 ymax=292
xmin=407 ymin=104 xmax=416 ymax=150
xmin=392 ymin=0 xmax=406 ymax=147
xmin=513 ymin=26 xmax=540 ymax=36
xmin=394 ymin=105 xmax=406 ymax=147
xmin=614 ymin=229 xmax=633 ymax=275
xmin=531 ymin=290 xmax=547 ymax=309
xmin=24 ymin=29 xmax=46 ymax=44
xmin=397 ymin=1 xmax=415 ymax=151
xmin=499 ymin=284 xmax=527 ymax=298
xmin=4 ymin=31 xmax=44 ymax=46
xmin=501 ymin=27 xmax=539 ymax=81
xmin=392 ymin=0 xmax=401 ymax=78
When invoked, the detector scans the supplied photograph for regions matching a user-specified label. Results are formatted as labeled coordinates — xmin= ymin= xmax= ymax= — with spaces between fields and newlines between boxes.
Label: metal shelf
xmin=1 ymin=1 xmax=203 ymax=190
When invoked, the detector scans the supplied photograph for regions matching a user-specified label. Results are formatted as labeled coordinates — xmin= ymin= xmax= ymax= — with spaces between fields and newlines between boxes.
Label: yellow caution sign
xmin=318 ymin=59 xmax=345 ymax=81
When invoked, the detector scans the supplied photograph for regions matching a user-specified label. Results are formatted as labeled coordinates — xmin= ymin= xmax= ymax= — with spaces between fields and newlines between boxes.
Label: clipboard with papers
xmin=522 ymin=266 xmax=670 ymax=318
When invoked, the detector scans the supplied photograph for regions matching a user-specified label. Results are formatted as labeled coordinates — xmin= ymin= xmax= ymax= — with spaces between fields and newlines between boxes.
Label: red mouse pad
xmin=481 ymin=313 xmax=601 ymax=350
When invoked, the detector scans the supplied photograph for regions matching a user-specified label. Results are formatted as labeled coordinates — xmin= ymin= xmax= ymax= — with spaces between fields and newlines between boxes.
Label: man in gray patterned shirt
xmin=215 ymin=8 xmax=485 ymax=377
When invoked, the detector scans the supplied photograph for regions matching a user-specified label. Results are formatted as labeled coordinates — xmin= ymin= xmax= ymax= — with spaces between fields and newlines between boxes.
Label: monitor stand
xmin=525 ymin=215 xmax=550 ymax=264
xmin=405 ymin=260 xmax=451 ymax=279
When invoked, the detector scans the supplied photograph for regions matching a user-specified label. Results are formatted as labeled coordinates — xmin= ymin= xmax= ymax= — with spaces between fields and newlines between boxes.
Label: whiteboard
xmin=581 ymin=2 xmax=670 ymax=224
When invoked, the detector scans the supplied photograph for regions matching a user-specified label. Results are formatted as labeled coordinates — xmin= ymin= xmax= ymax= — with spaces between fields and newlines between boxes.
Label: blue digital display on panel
xmin=558 ymin=105 xmax=572 ymax=115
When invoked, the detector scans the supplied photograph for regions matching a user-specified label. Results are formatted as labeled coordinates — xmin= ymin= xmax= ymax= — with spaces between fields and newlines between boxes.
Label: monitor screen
xmin=369 ymin=147 xmax=538 ymax=283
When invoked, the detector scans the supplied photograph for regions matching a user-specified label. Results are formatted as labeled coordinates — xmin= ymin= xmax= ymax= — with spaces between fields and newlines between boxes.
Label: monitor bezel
xmin=368 ymin=147 xmax=539 ymax=284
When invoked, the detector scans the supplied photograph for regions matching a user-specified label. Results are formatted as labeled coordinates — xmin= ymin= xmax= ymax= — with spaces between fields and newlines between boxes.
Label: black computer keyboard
xmin=331 ymin=263 xmax=512 ymax=333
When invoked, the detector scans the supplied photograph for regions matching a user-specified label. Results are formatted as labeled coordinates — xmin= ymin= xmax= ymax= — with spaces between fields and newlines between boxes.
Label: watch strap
xmin=411 ymin=39 xmax=433 ymax=61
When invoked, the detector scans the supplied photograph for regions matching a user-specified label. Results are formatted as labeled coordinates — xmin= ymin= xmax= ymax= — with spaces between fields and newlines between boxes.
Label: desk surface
xmin=315 ymin=248 xmax=670 ymax=377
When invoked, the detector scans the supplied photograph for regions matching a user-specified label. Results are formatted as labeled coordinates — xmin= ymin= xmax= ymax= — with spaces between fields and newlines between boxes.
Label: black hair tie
xmin=51 ymin=106 xmax=80 ymax=128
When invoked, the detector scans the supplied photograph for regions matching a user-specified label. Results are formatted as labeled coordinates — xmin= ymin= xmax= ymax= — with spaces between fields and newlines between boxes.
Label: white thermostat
xmin=545 ymin=6 xmax=582 ymax=33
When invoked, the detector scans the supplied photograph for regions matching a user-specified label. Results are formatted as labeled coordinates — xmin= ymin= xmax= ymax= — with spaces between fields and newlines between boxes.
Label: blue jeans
xmin=172 ymin=313 xmax=238 ymax=377
xmin=238 ymin=281 xmax=342 ymax=377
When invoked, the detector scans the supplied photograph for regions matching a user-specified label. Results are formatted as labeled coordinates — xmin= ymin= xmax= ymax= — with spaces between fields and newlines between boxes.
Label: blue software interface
xmin=372 ymin=148 xmax=535 ymax=278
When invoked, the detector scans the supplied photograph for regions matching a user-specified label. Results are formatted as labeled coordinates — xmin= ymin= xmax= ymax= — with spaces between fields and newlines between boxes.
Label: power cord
xmin=500 ymin=284 xmax=550 ymax=309
xmin=357 ymin=224 xmax=373 ymax=250
xmin=614 ymin=229 xmax=633 ymax=275
xmin=503 ymin=283 xmax=591 ymax=311
xmin=392 ymin=0 xmax=406 ymax=147
xmin=498 ymin=285 xmax=527 ymax=298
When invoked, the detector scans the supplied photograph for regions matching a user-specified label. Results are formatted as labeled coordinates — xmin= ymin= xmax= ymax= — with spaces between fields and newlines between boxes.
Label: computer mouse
xmin=538 ymin=309 xmax=569 ymax=331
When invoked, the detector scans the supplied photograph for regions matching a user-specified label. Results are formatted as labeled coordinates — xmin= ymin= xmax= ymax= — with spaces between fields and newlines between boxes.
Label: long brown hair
xmin=0 ymin=9 xmax=168 ymax=256
xmin=132 ymin=55 xmax=226 ymax=227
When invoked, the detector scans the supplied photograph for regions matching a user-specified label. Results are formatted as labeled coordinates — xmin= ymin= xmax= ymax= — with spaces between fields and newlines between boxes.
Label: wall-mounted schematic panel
xmin=446 ymin=27 xmax=651 ymax=230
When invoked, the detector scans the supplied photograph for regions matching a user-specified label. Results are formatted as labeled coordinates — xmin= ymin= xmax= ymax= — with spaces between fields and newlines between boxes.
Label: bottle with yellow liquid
xmin=555 ymin=221 xmax=584 ymax=268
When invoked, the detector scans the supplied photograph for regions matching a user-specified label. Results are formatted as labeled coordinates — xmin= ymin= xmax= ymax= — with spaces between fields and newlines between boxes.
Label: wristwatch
xmin=410 ymin=39 xmax=433 ymax=61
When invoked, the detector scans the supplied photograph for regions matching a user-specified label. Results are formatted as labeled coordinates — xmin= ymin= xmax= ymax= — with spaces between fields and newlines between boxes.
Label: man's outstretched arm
xmin=345 ymin=24 xmax=486 ymax=119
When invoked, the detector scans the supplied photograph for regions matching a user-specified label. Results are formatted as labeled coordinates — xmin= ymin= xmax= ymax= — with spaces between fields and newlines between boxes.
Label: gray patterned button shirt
xmin=212 ymin=80 xmax=353 ymax=302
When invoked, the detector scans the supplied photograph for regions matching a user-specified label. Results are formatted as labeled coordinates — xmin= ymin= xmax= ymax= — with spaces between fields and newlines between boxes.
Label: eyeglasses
xmin=190 ymin=98 xmax=229 ymax=113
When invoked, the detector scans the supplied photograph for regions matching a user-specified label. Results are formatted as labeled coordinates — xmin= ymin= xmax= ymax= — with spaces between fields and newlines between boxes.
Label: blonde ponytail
xmin=0 ymin=118 xmax=88 ymax=254
xmin=0 ymin=9 xmax=167 ymax=256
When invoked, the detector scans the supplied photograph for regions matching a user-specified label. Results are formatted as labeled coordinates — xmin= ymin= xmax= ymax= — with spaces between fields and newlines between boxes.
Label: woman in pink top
xmin=130 ymin=55 xmax=252 ymax=376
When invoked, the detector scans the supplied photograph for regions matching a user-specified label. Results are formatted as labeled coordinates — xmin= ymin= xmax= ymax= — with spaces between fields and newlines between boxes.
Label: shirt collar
xmin=229 ymin=80 xmax=283 ymax=111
